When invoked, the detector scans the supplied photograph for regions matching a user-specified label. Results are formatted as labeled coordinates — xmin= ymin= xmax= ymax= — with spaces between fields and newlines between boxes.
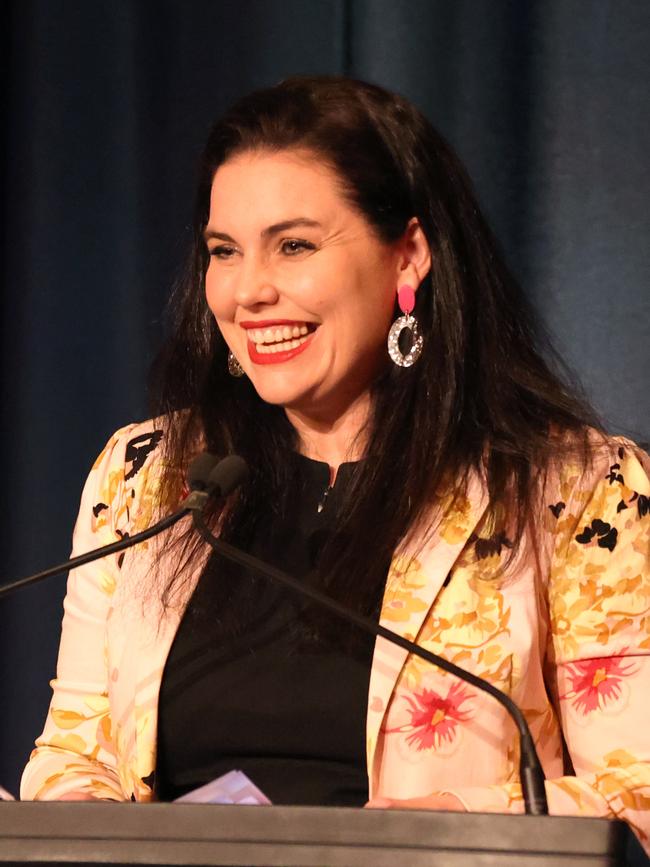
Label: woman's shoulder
xmin=549 ymin=428 xmax=650 ymax=500
xmin=85 ymin=416 xmax=182 ymax=538
xmin=89 ymin=417 xmax=167 ymax=490
xmin=542 ymin=427 xmax=649 ymax=555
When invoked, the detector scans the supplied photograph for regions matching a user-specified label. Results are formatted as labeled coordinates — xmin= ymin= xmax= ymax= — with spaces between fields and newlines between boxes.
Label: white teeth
xmin=250 ymin=323 xmax=314 ymax=345
xmin=255 ymin=334 xmax=310 ymax=355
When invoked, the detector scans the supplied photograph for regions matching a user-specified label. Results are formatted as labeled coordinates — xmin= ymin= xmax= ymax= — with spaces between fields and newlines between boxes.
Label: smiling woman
xmin=20 ymin=76 xmax=650 ymax=853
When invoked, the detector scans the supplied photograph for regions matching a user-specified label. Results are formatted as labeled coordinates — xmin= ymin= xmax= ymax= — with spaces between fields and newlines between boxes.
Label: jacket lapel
xmin=130 ymin=605 xmax=179 ymax=799
xmin=366 ymin=471 xmax=488 ymax=795
xmin=112 ymin=537 xmax=206 ymax=801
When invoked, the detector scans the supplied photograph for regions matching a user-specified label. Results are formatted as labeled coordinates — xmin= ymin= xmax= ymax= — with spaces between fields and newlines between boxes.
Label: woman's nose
xmin=233 ymin=258 xmax=280 ymax=308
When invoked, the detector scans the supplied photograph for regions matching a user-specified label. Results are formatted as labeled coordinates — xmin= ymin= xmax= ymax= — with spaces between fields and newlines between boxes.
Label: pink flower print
xmin=563 ymin=656 xmax=637 ymax=715
xmin=384 ymin=681 xmax=474 ymax=751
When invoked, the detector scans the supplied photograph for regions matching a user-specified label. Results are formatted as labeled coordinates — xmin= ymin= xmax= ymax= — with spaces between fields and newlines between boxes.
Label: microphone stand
xmin=0 ymin=490 xmax=209 ymax=600
xmin=0 ymin=453 xmax=248 ymax=601
xmin=192 ymin=510 xmax=549 ymax=817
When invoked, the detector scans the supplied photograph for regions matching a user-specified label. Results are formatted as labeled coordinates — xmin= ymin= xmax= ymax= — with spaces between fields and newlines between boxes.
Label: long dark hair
xmin=151 ymin=75 xmax=600 ymax=616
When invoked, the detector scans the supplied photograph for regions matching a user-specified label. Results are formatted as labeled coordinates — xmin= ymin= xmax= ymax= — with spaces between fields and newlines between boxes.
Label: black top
xmin=155 ymin=455 xmax=386 ymax=806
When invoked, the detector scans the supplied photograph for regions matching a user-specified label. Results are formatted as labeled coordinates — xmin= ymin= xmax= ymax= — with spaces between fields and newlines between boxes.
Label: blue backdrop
xmin=1 ymin=0 xmax=648 ymax=804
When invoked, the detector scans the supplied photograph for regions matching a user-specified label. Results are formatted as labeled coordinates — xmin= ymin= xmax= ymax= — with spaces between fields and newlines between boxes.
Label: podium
xmin=0 ymin=801 xmax=643 ymax=866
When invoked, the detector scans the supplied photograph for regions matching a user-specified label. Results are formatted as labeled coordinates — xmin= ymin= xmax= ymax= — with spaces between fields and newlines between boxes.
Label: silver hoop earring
xmin=388 ymin=314 xmax=423 ymax=367
xmin=387 ymin=284 xmax=423 ymax=367
xmin=227 ymin=351 xmax=245 ymax=377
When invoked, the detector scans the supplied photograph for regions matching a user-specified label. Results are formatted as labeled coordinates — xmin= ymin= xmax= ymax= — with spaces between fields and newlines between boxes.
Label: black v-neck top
xmin=155 ymin=455 xmax=387 ymax=805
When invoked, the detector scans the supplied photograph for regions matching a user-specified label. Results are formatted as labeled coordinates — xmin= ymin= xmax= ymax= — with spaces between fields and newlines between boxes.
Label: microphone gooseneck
xmin=190 ymin=459 xmax=549 ymax=817
xmin=0 ymin=510 xmax=187 ymax=600
xmin=0 ymin=453 xmax=247 ymax=600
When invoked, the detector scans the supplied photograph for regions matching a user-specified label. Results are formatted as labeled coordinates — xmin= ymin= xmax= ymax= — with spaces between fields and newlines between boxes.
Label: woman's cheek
xmin=205 ymin=275 xmax=232 ymax=320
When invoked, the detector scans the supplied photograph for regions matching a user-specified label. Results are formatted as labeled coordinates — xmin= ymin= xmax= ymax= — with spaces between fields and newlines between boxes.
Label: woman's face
xmin=204 ymin=149 xmax=415 ymax=422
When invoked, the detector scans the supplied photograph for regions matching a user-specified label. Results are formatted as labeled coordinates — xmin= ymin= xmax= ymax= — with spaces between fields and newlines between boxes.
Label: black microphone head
xmin=207 ymin=454 xmax=249 ymax=497
xmin=188 ymin=453 xmax=249 ymax=498
xmin=187 ymin=453 xmax=221 ymax=493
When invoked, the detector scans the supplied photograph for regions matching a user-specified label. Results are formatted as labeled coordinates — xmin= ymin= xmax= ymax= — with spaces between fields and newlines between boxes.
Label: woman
xmin=21 ymin=76 xmax=650 ymax=847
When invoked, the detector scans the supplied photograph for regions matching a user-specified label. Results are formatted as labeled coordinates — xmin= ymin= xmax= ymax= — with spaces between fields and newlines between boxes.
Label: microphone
xmin=0 ymin=453 xmax=247 ymax=600
xmin=189 ymin=458 xmax=549 ymax=817
xmin=187 ymin=453 xmax=249 ymax=503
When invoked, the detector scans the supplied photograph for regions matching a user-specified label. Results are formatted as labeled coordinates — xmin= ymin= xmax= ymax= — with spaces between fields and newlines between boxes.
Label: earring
xmin=227 ymin=350 xmax=245 ymax=377
xmin=387 ymin=284 xmax=423 ymax=367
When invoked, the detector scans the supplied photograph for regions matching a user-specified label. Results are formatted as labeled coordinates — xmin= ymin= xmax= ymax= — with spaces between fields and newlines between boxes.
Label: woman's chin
xmin=249 ymin=379 xmax=314 ymax=411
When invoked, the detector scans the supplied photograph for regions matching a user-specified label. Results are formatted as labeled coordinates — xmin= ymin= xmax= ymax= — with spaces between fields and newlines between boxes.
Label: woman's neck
xmin=285 ymin=393 xmax=371 ymax=480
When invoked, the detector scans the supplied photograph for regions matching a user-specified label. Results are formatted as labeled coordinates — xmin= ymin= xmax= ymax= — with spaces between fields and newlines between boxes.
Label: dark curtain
xmin=1 ymin=0 xmax=648 ymax=807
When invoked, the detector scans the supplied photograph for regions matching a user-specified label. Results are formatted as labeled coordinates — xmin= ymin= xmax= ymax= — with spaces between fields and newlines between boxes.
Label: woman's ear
xmin=396 ymin=217 xmax=432 ymax=291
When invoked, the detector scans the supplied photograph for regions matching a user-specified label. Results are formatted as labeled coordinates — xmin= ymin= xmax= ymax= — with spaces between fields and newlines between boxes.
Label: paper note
xmin=175 ymin=770 xmax=272 ymax=805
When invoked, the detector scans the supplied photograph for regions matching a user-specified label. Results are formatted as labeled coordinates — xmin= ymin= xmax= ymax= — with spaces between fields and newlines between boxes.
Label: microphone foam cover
xmin=188 ymin=452 xmax=249 ymax=499
xmin=188 ymin=453 xmax=221 ymax=492
xmin=207 ymin=454 xmax=249 ymax=497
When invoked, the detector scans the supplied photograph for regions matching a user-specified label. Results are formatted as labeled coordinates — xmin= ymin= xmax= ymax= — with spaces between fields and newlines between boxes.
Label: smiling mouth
xmin=245 ymin=322 xmax=318 ymax=355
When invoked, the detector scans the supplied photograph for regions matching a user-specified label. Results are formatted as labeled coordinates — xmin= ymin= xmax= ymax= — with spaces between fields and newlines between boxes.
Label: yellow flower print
xmin=384 ymin=555 xmax=426 ymax=591
xmin=50 ymin=709 xmax=89 ymax=730
xmin=50 ymin=734 xmax=87 ymax=754
xmin=99 ymin=569 xmax=117 ymax=597
xmin=91 ymin=468 xmax=125 ymax=533
xmin=421 ymin=573 xmax=510 ymax=652
xmin=34 ymin=772 xmax=65 ymax=799
xmin=130 ymin=471 xmax=161 ymax=535
xmin=50 ymin=695 xmax=111 ymax=734
xmin=87 ymin=779 xmax=123 ymax=800
xmin=382 ymin=589 xmax=429 ymax=623
xmin=472 ymin=551 xmax=503 ymax=582
xmin=604 ymin=749 xmax=638 ymax=769
xmin=439 ymin=495 xmax=473 ymax=545
xmin=553 ymin=777 xmax=587 ymax=810
xmin=382 ymin=556 xmax=430 ymax=623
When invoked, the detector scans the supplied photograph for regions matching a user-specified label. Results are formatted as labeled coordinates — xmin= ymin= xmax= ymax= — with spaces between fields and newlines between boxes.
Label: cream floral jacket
xmin=20 ymin=421 xmax=650 ymax=849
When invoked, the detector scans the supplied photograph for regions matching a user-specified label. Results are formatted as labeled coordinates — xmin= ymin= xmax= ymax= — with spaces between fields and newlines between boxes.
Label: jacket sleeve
xmin=441 ymin=439 xmax=650 ymax=849
xmin=20 ymin=423 xmax=143 ymax=801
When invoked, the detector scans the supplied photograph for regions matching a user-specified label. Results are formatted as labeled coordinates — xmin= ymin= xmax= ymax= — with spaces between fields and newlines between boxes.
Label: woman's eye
xmin=280 ymin=239 xmax=315 ymax=255
xmin=209 ymin=245 xmax=237 ymax=259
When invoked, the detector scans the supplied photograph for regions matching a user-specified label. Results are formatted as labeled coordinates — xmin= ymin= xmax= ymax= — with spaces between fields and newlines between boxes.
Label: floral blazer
xmin=20 ymin=420 xmax=650 ymax=851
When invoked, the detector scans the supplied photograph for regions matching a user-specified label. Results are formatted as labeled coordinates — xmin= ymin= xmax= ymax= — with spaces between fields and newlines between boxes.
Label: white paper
xmin=174 ymin=770 xmax=272 ymax=805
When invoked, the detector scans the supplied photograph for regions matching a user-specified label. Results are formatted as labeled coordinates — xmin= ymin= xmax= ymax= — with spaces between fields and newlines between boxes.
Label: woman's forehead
xmin=208 ymin=150 xmax=353 ymax=231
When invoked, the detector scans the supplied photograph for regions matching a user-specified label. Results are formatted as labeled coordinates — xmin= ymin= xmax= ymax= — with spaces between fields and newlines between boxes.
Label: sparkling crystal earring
xmin=387 ymin=284 xmax=423 ymax=367
xmin=227 ymin=350 xmax=245 ymax=377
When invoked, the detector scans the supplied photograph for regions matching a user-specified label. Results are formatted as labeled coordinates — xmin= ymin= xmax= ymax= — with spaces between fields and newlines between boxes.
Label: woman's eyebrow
xmin=203 ymin=217 xmax=322 ymax=244
xmin=261 ymin=218 xmax=322 ymax=238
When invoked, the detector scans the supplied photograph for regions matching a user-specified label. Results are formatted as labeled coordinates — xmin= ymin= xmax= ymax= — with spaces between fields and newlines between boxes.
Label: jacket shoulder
xmin=85 ymin=418 xmax=170 ymax=542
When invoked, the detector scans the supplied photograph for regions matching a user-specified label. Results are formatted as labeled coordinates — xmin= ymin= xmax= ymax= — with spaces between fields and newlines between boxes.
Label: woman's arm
xmin=20 ymin=424 xmax=142 ymax=801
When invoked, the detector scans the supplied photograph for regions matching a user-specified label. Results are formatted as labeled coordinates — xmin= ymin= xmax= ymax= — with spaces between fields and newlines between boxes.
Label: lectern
xmin=0 ymin=802 xmax=646 ymax=866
